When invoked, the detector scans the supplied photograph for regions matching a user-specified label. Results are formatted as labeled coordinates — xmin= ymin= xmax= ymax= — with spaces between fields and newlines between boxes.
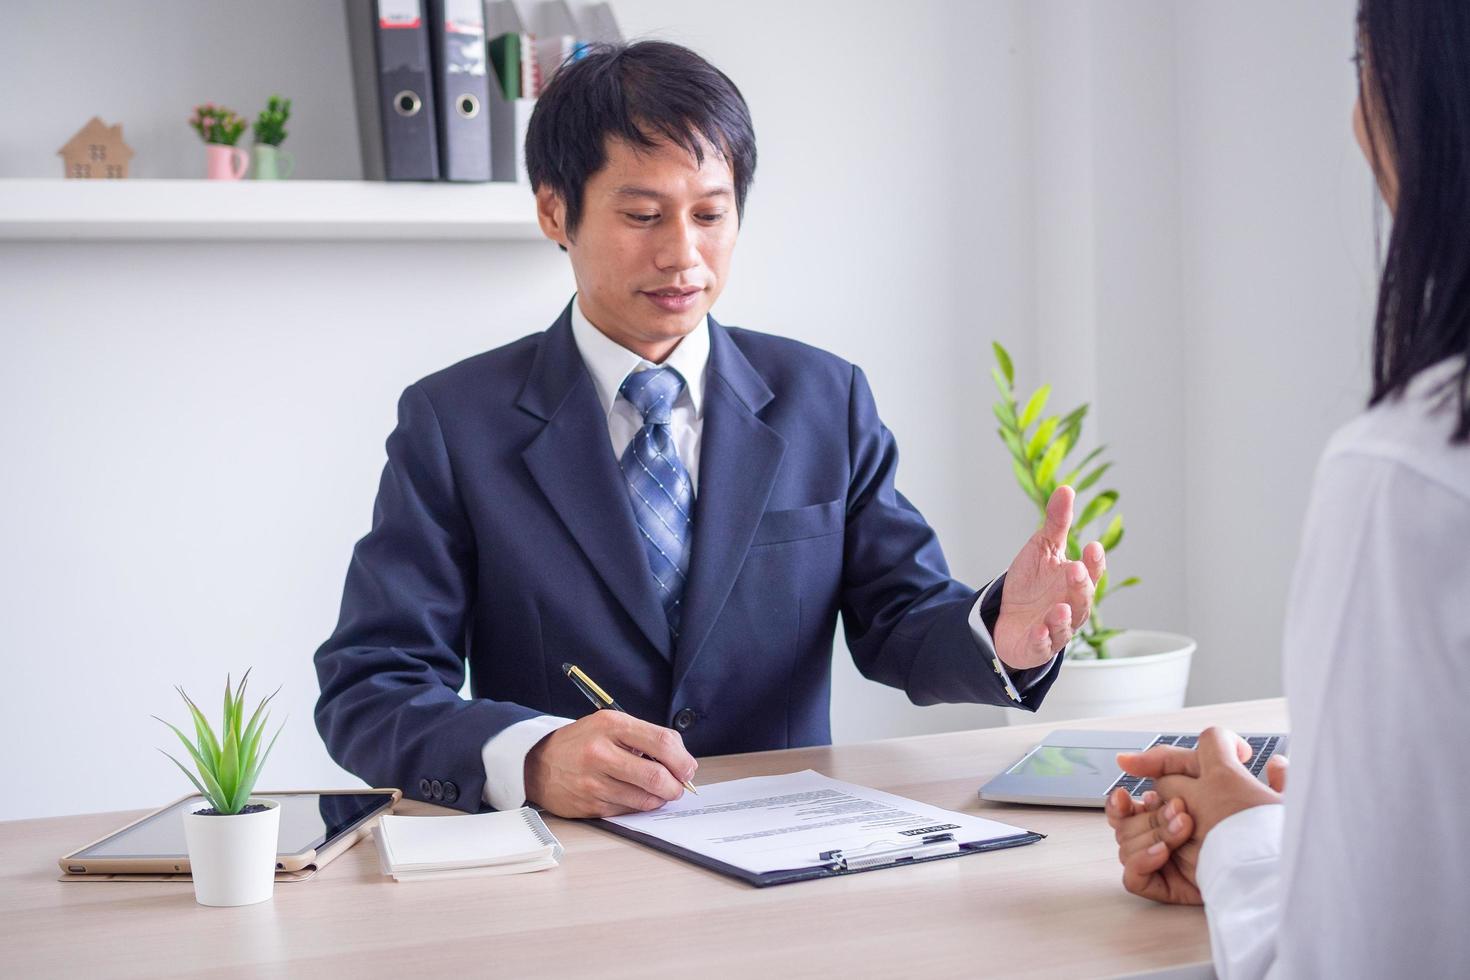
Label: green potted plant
xmin=156 ymin=670 xmax=284 ymax=906
xmin=251 ymin=95 xmax=294 ymax=180
xmin=189 ymin=102 xmax=250 ymax=179
xmin=991 ymin=342 xmax=1195 ymax=722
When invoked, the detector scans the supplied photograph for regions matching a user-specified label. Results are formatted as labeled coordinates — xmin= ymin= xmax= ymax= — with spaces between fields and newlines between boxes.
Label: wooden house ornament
xmin=58 ymin=117 xmax=134 ymax=179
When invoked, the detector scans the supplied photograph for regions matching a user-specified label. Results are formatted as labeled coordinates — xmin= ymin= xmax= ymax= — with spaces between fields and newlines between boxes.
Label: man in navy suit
xmin=315 ymin=42 xmax=1106 ymax=818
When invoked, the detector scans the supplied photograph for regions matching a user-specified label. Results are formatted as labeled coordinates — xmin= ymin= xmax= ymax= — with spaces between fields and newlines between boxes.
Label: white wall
xmin=1025 ymin=1 xmax=1190 ymax=644
xmin=0 ymin=0 xmax=1380 ymax=821
xmin=1174 ymin=1 xmax=1378 ymax=704
xmin=1022 ymin=2 xmax=1377 ymax=698
xmin=0 ymin=2 xmax=361 ymax=180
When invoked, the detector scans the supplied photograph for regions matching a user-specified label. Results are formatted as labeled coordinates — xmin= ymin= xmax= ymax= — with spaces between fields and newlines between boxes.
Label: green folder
xmin=488 ymin=32 xmax=521 ymax=100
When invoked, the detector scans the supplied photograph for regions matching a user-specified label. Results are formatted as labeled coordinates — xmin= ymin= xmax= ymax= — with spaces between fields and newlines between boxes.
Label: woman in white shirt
xmin=1104 ymin=1 xmax=1470 ymax=976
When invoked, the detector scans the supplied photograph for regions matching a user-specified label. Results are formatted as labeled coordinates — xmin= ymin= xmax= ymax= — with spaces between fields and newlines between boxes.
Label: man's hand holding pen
xmin=524 ymin=711 xmax=699 ymax=818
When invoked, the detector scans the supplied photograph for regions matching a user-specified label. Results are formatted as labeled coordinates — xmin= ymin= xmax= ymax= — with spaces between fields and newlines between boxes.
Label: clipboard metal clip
xmin=819 ymin=833 xmax=960 ymax=872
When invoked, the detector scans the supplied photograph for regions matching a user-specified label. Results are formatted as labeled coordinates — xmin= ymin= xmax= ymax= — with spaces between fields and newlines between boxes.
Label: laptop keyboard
xmin=1106 ymin=733 xmax=1283 ymax=801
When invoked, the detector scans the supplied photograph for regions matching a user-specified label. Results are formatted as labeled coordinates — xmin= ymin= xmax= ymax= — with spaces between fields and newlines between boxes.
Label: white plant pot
xmin=181 ymin=798 xmax=281 ymax=907
xmin=1007 ymin=630 xmax=1196 ymax=726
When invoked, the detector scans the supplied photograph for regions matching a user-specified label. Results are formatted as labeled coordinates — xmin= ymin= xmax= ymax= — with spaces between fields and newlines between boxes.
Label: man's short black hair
xmin=525 ymin=41 xmax=757 ymax=238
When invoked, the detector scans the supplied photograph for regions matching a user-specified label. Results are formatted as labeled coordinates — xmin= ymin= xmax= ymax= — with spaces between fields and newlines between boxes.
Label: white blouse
xmin=1195 ymin=357 xmax=1470 ymax=978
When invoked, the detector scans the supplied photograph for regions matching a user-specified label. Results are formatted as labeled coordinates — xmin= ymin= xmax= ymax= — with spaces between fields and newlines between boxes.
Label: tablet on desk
xmin=58 ymin=788 xmax=400 ymax=876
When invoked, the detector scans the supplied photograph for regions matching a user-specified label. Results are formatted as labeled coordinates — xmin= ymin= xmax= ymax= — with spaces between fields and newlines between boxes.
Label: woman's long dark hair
xmin=1358 ymin=0 xmax=1470 ymax=442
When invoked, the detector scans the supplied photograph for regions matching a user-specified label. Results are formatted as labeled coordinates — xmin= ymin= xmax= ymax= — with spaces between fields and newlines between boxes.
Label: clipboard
xmin=593 ymin=811 xmax=1044 ymax=887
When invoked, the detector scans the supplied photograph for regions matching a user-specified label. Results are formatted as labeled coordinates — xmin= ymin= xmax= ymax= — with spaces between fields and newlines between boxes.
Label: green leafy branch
xmin=992 ymin=341 xmax=1139 ymax=658
xmin=154 ymin=669 xmax=283 ymax=815
xmin=253 ymin=95 xmax=291 ymax=147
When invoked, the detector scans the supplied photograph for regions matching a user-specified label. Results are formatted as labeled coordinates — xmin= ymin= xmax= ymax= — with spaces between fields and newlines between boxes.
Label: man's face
xmin=537 ymin=134 xmax=739 ymax=362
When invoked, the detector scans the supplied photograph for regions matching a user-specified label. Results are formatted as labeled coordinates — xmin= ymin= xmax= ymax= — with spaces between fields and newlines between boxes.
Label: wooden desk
xmin=0 ymin=699 xmax=1286 ymax=978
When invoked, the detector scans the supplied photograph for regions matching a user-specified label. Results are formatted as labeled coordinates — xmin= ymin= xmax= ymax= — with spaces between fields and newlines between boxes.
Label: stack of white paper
xmin=374 ymin=807 xmax=563 ymax=882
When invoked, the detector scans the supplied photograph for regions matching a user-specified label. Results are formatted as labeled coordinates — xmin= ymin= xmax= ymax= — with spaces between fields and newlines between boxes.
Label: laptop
xmin=979 ymin=730 xmax=1289 ymax=807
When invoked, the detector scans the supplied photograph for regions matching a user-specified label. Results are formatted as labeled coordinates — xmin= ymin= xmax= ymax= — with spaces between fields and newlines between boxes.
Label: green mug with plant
xmin=251 ymin=96 xmax=294 ymax=180
xmin=991 ymin=342 xmax=1139 ymax=658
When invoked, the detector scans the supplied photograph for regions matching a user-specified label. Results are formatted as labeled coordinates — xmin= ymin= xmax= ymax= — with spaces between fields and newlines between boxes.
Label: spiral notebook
xmin=374 ymin=807 xmax=563 ymax=881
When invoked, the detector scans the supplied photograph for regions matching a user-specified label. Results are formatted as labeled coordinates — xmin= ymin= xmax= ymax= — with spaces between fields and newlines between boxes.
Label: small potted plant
xmin=991 ymin=342 xmax=1195 ymax=722
xmin=189 ymin=102 xmax=250 ymax=179
xmin=156 ymin=670 xmax=283 ymax=906
xmin=251 ymin=95 xmax=294 ymax=180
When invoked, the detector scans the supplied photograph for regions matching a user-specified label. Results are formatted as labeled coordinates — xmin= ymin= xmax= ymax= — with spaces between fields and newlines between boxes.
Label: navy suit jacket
xmin=315 ymin=305 xmax=1061 ymax=810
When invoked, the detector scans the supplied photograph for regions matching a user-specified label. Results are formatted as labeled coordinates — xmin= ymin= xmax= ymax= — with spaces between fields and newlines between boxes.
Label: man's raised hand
xmin=993 ymin=486 xmax=1106 ymax=669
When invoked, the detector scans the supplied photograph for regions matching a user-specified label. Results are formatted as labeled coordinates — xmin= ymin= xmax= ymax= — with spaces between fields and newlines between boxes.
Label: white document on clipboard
xmin=602 ymin=770 xmax=1036 ymax=875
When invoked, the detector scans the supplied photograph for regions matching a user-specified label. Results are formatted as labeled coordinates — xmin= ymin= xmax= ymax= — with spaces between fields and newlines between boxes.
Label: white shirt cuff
xmin=480 ymin=715 xmax=576 ymax=811
xmin=1195 ymin=803 xmax=1285 ymax=979
xmin=968 ymin=573 xmax=1034 ymax=703
xmin=1197 ymin=803 xmax=1285 ymax=899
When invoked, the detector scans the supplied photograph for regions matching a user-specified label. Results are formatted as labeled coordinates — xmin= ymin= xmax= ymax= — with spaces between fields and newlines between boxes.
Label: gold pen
xmin=562 ymin=663 xmax=699 ymax=795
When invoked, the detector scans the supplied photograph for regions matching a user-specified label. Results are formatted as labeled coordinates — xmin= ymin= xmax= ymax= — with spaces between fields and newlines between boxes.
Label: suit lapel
xmin=671 ymin=320 xmax=786 ymax=691
xmin=518 ymin=306 xmax=674 ymax=660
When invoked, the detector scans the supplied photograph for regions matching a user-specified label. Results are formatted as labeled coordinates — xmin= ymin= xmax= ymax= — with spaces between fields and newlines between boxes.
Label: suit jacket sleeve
xmin=314 ymin=383 xmax=541 ymax=811
xmin=839 ymin=365 xmax=1062 ymax=709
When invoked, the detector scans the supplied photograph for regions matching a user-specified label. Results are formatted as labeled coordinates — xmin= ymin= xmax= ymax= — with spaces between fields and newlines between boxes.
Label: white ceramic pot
xmin=181 ymin=798 xmax=280 ymax=907
xmin=1007 ymin=630 xmax=1196 ymax=726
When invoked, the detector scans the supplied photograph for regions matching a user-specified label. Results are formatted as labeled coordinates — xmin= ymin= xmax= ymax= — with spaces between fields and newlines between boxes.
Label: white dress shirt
xmin=1195 ymin=357 xmax=1470 ymax=978
xmin=479 ymin=298 xmax=1046 ymax=810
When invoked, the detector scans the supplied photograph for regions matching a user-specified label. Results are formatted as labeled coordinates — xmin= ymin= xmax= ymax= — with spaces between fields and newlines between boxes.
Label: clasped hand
xmin=1105 ymin=726 xmax=1289 ymax=905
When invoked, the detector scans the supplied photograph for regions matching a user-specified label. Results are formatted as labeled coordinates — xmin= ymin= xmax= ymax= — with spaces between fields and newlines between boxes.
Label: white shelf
xmin=0 ymin=178 xmax=544 ymax=242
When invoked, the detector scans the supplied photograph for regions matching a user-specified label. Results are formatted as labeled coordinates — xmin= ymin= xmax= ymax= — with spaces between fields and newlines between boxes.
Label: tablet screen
xmin=72 ymin=792 xmax=395 ymax=860
xmin=1006 ymin=745 xmax=1116 ymax=778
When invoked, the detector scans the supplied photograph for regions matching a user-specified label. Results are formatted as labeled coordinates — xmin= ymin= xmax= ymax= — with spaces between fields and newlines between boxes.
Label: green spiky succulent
xmin=155 ymin=670 xmax=283 ymax=815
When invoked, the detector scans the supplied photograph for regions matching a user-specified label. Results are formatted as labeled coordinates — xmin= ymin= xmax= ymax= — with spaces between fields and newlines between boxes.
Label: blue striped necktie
xmin=619 ymin=367 xmax=695 ymax=639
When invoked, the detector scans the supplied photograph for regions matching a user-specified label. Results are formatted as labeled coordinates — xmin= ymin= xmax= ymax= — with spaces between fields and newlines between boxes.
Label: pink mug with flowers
xmin=205 ymin=145 xmax=249 ymax=180
xmin=190 ymin=103 xmax=250 ymax=180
